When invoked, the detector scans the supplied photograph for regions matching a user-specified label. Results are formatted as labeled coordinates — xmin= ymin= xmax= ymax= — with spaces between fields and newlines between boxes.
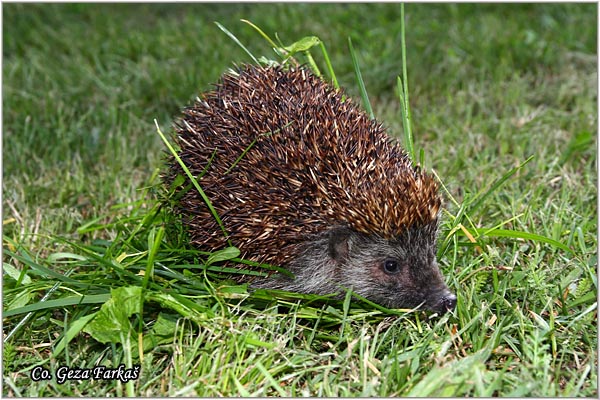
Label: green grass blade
xmin=475 ymin=228 xmax=573 ymax=253
xmin=155 ymin=120 xmax=232 ymax=247
xmin=215 ymin=21 xmax=260 ymax=64
xmin=348 ymin=37 xmax=374 ymax=119
xmin=144 ymin=226 xmax=164 ymax=290
xmin=5 ymin=249 xmax=85 ymax=286
xmin=319 ymin=41 xmax=339 ymax=89
xmin=398 ymin=3 xmax=415 ymax=160
xmin=255 ymin=361 xmax=287 ymax=396
xmin=53 ymin=312 xmax=98 ymax=357
xmin=3 ymin=294 xmax=111 ymax=317
xmin=468 ymin=155 xmax=534 ymax=216
xmin=240 ymin=19 xmax=280 ymax=50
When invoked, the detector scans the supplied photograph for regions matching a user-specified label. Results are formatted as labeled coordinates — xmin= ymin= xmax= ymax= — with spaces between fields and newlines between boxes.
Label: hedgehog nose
xmin=441 ymin=292 xmax=457 ymax=311
xmin=430 ymin=290 xmax=457 ymax=314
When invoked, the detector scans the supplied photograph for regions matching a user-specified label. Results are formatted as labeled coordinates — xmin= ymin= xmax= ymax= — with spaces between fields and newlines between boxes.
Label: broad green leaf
xmin=206 ymin=247 xmax=241 ymax=266
xmin=46 ymin=252 xmax=88 ymax=262
xmin=83 ymin=286 xmax=142 ymax=344
xmin=6 ymin=290 xmax=33 ymax=311
xmin=142 ymin=313 xmax=178 ymax=351
xmin=2 ymin=263 xmax=32 ymax=285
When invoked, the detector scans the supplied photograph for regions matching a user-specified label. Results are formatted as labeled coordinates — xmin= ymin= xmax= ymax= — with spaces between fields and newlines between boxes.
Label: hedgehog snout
xmin=416 ymin=261 xmax=456 ymax=314
xmin=426 ymin=288 xmax=457 ymax=314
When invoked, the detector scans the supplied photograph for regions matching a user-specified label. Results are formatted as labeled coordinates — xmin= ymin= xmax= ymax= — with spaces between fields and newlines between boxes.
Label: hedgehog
xmin=165 ymin=64 xmax=456 ymax=314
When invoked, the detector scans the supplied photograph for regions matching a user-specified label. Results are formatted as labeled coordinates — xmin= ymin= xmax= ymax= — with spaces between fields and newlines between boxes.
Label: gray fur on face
xmin=252 ymin=221 xmax=456 ymax=314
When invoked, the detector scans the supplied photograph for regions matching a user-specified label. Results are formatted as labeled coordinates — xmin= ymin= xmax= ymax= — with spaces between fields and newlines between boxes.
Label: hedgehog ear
xmin=328 ymin=226 xmax=353 ymax=262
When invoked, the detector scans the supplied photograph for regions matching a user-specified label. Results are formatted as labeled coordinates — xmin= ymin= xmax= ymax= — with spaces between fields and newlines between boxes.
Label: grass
xmin=3 ymin=3 xmax=597 ymax=397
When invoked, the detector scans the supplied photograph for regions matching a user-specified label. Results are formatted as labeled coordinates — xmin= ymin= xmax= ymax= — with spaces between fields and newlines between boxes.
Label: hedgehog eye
xmin=383 ymin=258 xmax=401 ymax=274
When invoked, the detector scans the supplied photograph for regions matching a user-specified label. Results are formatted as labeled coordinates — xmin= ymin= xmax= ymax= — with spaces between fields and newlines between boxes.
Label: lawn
xmin=3 ymin=3 xmax=597 ymax=396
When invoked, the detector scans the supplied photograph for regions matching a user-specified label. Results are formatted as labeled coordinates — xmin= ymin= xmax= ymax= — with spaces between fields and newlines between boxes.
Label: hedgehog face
xmin=255 ymin=224 xmax=456 ymax=314
xmin=326 ymin=225 xmax=456 ymax=314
